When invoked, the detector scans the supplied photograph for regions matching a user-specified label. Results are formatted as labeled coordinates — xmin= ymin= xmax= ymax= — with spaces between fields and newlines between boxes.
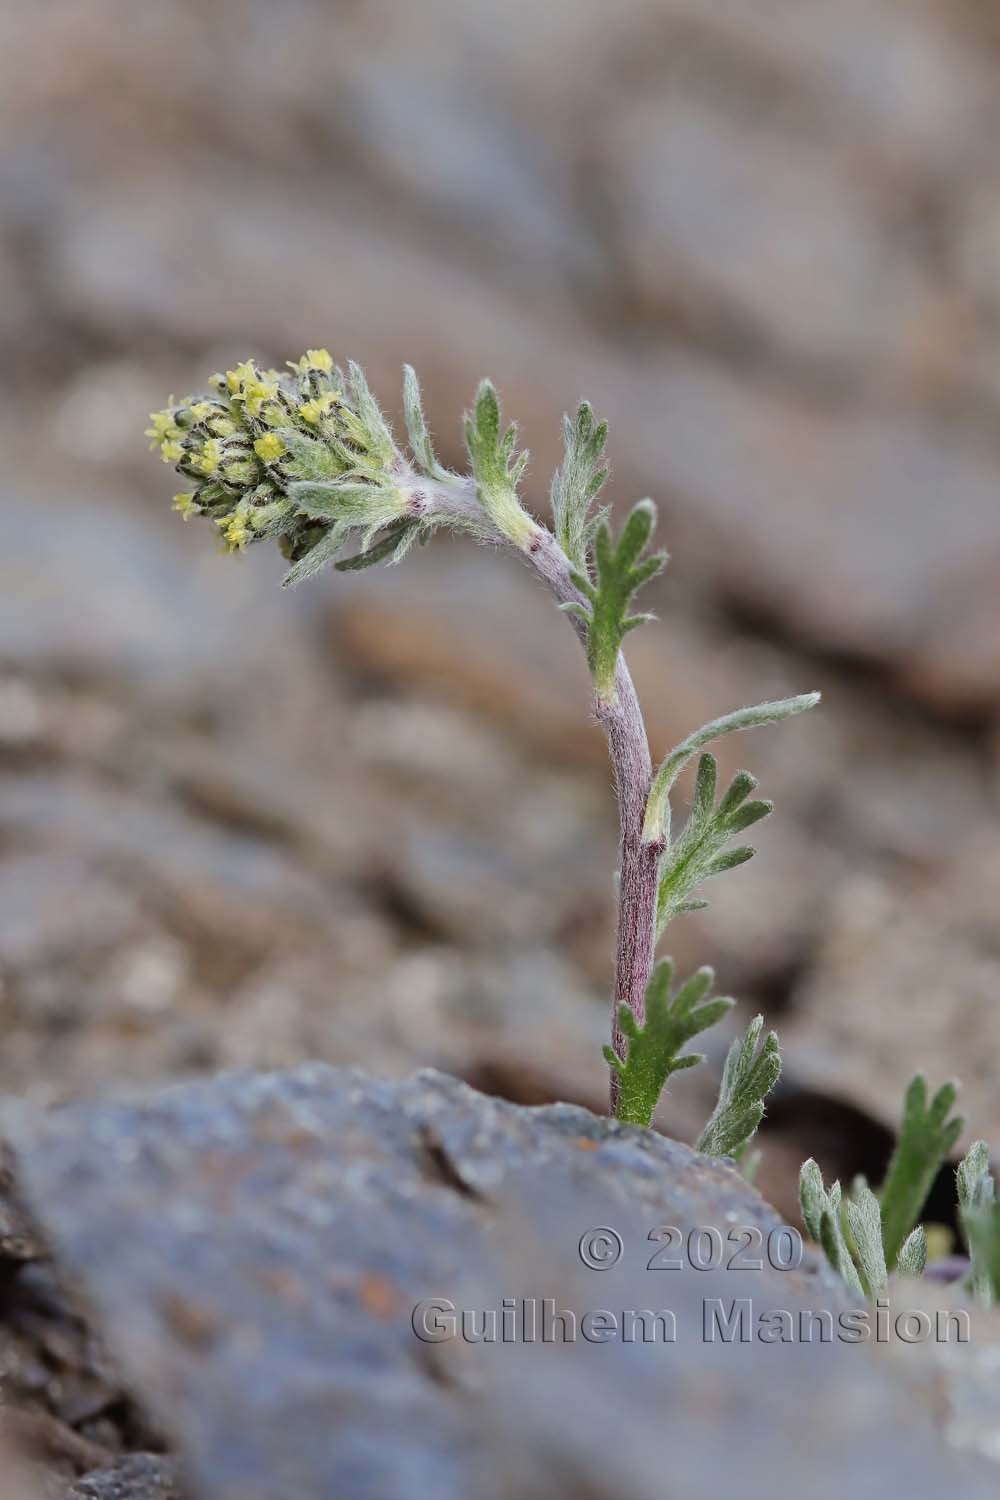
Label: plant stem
xmin=423 ymin=476 xmax=659 ymax=1111
xmin=529 ymin=528 xmax=660 ymax=1112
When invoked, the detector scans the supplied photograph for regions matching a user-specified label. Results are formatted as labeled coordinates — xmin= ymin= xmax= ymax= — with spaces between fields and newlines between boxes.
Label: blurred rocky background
xmin=2 ymin=0 xmax=1000 ymax=1230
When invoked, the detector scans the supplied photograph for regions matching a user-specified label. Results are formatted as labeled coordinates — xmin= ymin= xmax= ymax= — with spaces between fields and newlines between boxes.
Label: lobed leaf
xmin=799 ymin=1160 xmax=864 ymax=1296
xmin=879 ymin=1075 xmax=963 ymax=1272
xmin=464 ymin=380 xmax=535 ymax=548
xmin=655 ymin=755 xmax=770 ymax=938
xmin=550 ymin=401 xmax=610 ymax=572
xmin=579 ymin=500 xmax=667 ymax=703
xmin=606 ymin=960 xmax=733 ymax=1128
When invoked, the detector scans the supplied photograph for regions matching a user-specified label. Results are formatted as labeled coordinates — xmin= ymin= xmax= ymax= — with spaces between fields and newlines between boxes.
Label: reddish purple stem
xmin=527 ymin=531 xmax=661 ymax=1111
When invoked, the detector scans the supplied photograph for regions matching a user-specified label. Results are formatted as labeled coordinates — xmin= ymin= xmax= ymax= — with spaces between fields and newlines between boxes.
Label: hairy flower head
xmin=146 ymin=350 xmax=419 ymax=582
xmin=148 ymin=350 xmax=538 ymax=584
xmin=253 ymin=433 xmax=286 ymax=463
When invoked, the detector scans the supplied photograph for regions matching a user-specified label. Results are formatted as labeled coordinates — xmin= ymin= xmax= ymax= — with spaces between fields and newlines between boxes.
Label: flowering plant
xmin=149 ymin=348 xmax=815 ymax=1139
xmin=150 ymin=351 xmax=995 ymax=1301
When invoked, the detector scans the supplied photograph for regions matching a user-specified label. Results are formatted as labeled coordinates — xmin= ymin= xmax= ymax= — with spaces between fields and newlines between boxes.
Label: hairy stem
xmin=423 ymin=475 xmax=658 ymax=1110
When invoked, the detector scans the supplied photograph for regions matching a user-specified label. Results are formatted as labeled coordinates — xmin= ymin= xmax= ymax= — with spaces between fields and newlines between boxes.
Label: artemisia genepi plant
xmin=149 ymin=353 xmax=996 ymax=1304
xmin=147 ymin=349 xmax=814 ymax=1148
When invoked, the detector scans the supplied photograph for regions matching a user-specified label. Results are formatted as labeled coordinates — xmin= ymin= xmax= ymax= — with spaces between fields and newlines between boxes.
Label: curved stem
xmin=422 ymin=476 xmax=660 ymax=1111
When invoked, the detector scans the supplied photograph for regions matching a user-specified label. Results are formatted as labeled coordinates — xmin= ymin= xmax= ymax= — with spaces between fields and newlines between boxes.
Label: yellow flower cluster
xmin=145 ymin=349 xmax=369 ymax=558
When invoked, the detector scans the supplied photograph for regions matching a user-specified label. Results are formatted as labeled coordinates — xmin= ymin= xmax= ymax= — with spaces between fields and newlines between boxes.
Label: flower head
xmin=295 ymin=348 xmax=334 ymax=374
xmin=172 ymin=491 xmax=200 ymax=520
xmin=253 ymin=433 xmax=286 ymax=463
xmin=147 ymin=350 xmax=412 ymax=583
xmin=145 ymin=408 xmax=180 ymax=451
xmin=299 ymin=391 xmax=341 ymax=426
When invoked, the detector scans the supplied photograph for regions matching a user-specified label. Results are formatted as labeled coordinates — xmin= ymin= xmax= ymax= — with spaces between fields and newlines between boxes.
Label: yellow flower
xmin=223 ymin=513 xmax=251 ymax=549
xmin=299 ymin=391 xmax=339 ymax=425
xmin=189 ymin=401 xmax=213 ymax=423
xmin=145 ymin=409 xmax=179 ymax=450
xmin=160 ymin=439 xmax=183 ymax=464
xmin=295 ymin=348 xmax=333 ymax=374
xmin=225 ymin=360 xmax=281 ymax=416
xmin=245 ymin=376 xmax=280 ymax=417
xmin=216 ymin=513 xmax=252 ymax=552
xmin=226 ymin=360 xmax=258 ymax=396
xmin=227 ymin=523 xmax=251 ymax=551
xmin=191 ymin=438 xmax=221 ymax=475
xmin=172 ymin=492 xmax=200 ymax=520
xmin=254 ymin=433 xmax=286 ymax=463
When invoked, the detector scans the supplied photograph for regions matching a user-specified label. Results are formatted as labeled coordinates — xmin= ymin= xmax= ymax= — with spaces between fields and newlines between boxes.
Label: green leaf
xmin=278 ymin=427 xmax=348 ymax=484
xmin=799 ymin=1160 xmax=864 ymax=1296
xmin=464 ymin=380 xmax=535 ymax=549
xmin=896 ymin=1226 xmax=927 ymax=1278
xmin=402 ymin=365 xmax=451 ymax=482
xmin=655 ymin=755 xmax=769 ymax=938
xmin=334 ymin=520 xmax=419 ymax=572
xmin=281 ymin=523 xmax=349 ymax=587
xmin=608 ymin=960 xmax=733 ymax=1128
xmin=387 ymin=518 xmax=429 ymax=565
xmin=957 ymin=1140 xmax=997 ymax=1304
xmin=643 ymin=693 xmax=820 ymax=845
xmin=804 ymin=1081 xmax=963 ymax=1295
xmin=696 ymin=1016 xmax=780 ymax=1160
xmin=798 ymin=1159 xmax=828 ymax=1243
xmin=346 ymin=362 xmax=396 ymax=471
xmin=704 ymin=846 xmax=754 ymax=876
xmin=962 ymin=1204 xmax=1000 ymax=1307
xmin=957 ymin=1138 xmax=994 ymax=1214
xmin=879 ymin=1075 xmax=963 ymax=1272
xmin=289 ymin=479 xmax=414 ymax=542
xmin=288 ymin=481 xmax=384 ymax=523
xmin=844 ymin=1183 xmax=888 ymax=1297
xmin=579 ymin=500 xmax=667 ymax=702
xmin=550 ymin=401 xmax=610 ymax=571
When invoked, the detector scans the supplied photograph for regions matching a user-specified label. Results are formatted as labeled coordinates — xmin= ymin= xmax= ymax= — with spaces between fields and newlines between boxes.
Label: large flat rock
xmin=5 ymin=1066 xmax=997 ymax=1500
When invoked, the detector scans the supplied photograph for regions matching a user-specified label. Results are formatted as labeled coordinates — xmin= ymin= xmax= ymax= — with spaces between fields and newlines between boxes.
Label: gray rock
xmin=6 ymin=1066 xmax=997 ymax=1500
xmin=67 ymin=1455 xmax=184 ymax=1500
